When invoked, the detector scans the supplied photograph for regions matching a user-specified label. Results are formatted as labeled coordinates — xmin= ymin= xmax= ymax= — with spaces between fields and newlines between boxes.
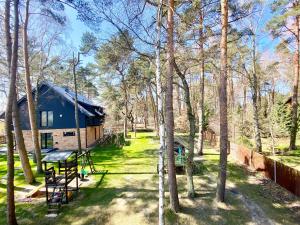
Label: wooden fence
xmin=202 ymin=128 xmax=300 ymax=197
xmin=230 ymin=143 xmax=300 ymax=197
xmin=203 ymin=129 xmax=217 ymax=146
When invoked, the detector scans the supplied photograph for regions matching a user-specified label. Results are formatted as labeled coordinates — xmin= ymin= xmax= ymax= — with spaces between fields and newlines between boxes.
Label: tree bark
xmin=23 ymin=0 xmax=43 ymax=173
xmin=148 ymin=84 xmax=159 ymax=134
xmin=156 ymin=1 xmax=165 ymax=223
xmin=12 ymin=97 xmax=35 ymax=184
xmin=166 ymin=0 xmax=180 ymax=212
xmin=228 ymin=68 xmax=235 ymax=142
xmin=216 ymin=0 xmax=228 ymax=203
xmin=73 ymin=52 xmax=82 ymax=154
xmin=130 ymin=113 xmax=134 ymax=132
xmin=144 ymin=94 xmax=148 ymax=129
xmin=174 ymin=62 xmax=195 ymax=198
xmin=290 ymin=15 xmax=300 ymax=150
xmin=197 ymin=1 xmax=205 ymax=156
xmin=134 ymin=105 xmax=137 ymax=138
xmin=5 ymin=0 xmax=19 ymax=223
xmin=176 ymin=79 xmax=181 ymax=116
xmin=123 ymin=79 xmax=128 ymax=138
xmin=251 ymin=35 xmax=262 ymax=152
xmin=242 ymin=79 xmax=247 ymax=125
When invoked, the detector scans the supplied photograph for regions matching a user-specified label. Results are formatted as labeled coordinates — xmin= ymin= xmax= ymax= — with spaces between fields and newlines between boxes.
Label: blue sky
xmin=65 ymin=1 xmax=280 ymax=65
xmin=64 ymin=7 xmax=94 ymax=65
xmin=64 ymin=6 xmax=119 ymax=66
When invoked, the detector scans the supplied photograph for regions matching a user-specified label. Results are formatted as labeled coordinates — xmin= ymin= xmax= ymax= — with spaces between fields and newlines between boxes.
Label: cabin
xmin=1 ymin=81 xmax=105 ymax=151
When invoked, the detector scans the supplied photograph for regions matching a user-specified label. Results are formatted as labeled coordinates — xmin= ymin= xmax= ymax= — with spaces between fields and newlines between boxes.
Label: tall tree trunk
xmin=123 ymin=79 xmax=128 ymax=138
xmin=290 ymin=15 xmax=300 ymax=150
xmin=144 ymin=94 xmax=148 ymax=129
xmin=197 ymin=1 xmax=205 ymax=156
xmin=242 ymin=80 xmax=247 ymax=126
xmin=156 ymin=1 xmax=165 ymax=223
xmin=23 ymin=0 xmax=42 ymax=173
xmin=176 ymin=79 xmax=181 ymax=115
xmin=228 ymin=68 xmax=235 ymax=142
xmin=216 ymin=0 xmax=228 ymax=203
xmin=134 ymin=104 xmax=137 ymax=138
xmin=166 ymin=0 xmax=180 ymax=212
xmin=271 ymin=79 xmax=275 ymax=105
xmin=5 ymin=0 xmax=19 ymax=223
xmin=251 ymin=35 xmax=262 ymax=152
xmin=12 ymin=97 xmax=35 ymax=184
xmin=73 ymin=52 xmax=82 ymax=153
xmin=148 ymin=84 xmax=159 ymax=134
xmin=174 ymin=63 xmax=195 ymax=198
xmin=129 ymin=112 xmax=134 ymax=132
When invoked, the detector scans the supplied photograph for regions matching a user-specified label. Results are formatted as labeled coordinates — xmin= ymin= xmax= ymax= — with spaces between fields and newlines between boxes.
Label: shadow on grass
xmin=95 ymin=171 xmax=107 ymax=188
xmin=106 ymin=172 xmax=156 ymax=175
xmin=203 ymin=153 xmax=220 ymax=156
xmin=172 ymin=149 xmax=300 ymax=225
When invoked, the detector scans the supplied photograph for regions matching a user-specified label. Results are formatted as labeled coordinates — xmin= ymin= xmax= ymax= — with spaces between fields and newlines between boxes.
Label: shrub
xmin=237 ymin=136 xmax=253 ymax=148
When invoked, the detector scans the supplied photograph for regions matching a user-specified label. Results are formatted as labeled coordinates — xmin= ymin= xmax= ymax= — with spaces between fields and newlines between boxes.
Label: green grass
xmin=0 ymin=154 xmax=44 ymax=204
xmin=0 ymin=132 xmax=299 ymax=224
xmin=199 ymin=149 xmax=298 ymax=225
xmin=235 ymin=136 xmax=300 ymax=170
xmin=259 ymin=137 xmax=300 ymax=170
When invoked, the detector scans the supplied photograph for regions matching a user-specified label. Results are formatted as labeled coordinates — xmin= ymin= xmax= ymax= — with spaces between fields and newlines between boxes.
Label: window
xmin=41 ymin=133 xmax=53 ymax=149
xmin=63 ymin=131 xmax=75 ymax=137
xmin=40 ymin=111 xmax=54 ymax=127
xmin=48 ymin=111 xmax=53 ymax=127
xmin=41 ymin=111 xmax=47 ymax=127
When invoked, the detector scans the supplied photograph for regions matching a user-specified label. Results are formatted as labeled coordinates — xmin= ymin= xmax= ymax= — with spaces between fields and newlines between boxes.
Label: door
xmin=41 ymin=133 xmax=53 ymax=149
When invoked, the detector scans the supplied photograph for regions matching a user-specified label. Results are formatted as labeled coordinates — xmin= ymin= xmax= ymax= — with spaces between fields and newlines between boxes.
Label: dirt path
xmin=229 ymin=188 xmax=275 ymax=225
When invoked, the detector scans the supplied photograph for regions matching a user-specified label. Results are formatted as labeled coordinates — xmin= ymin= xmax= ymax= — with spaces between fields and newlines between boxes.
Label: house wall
xmin=18 ymin=84 xmax=87 ymax=130
xmin=22 ymin=128 xmax=87 ymax=151
xmin=86 ymin=125 xmax=104 ymax=147
xmin=21 ymin=124 xmax=104 ymax=151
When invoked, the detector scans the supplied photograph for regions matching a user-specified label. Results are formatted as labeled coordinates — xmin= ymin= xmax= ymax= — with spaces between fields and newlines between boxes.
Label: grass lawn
xmin=0 ymin=132 xmax=299 ymax=224
xmin=0 ymin=154 xmax=44 ymax=204
xmin=259 ymin=137 xmax=300 ymax=171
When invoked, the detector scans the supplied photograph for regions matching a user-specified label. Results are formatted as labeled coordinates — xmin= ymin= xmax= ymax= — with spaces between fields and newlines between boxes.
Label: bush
xmin=193 ymin=162 xmax=208 ymax=175
xmin=165 ymin=208 xmax=178 ymax=225
xmin=237 ymin=136 xmax=253 ymax=148
xmin=239 ymin=120 xmax=253 ymax=138
xmin=109 ymin=133 xmax=125 ymax=147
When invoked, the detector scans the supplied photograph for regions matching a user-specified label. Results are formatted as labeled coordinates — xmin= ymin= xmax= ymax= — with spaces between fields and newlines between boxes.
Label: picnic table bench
xmin=42 ymin=150 xmax=79 ymax=214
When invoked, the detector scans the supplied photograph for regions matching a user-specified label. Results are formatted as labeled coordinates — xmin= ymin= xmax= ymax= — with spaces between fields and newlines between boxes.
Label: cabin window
xmin=48 ymin=111 xmax=53 ymax=127
xmin=40 ymin=111 xmax=53 ymax=127
xmin=63 ymin=131 xmax=75 ymax=137
xmin=41 ymin=111 xmax=47 ymax=127
xmin=41 ymin=133 xmax=53 ymax=149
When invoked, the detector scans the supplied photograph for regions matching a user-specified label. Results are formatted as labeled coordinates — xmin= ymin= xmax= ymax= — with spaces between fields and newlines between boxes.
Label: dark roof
xmin=0 ymin=81 xmax=105 ymax=118
xmin=42 ymin=81 xmax=104 ymax=117
xmin=46 ymin=81 xmax=98 ymax=107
